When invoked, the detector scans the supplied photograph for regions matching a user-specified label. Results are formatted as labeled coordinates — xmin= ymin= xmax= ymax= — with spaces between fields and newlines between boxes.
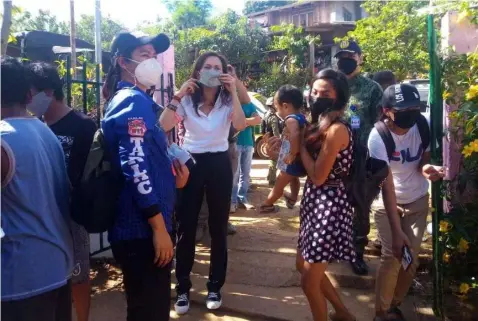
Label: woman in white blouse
xmin=160 ymin=52 xmax=246 ymax=314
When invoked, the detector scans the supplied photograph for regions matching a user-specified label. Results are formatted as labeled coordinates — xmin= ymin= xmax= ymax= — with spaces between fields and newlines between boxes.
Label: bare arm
xmin=235 ymin=77 xmax=251 ymax=105
xmin=231 ymin=92 xmax=247 ymax=130
xmin=381 ymin=169 xmax=401 ymax=234
xmin=287 ymin=118 xmax=300 ymax=157
xmin=299 ymin=123 xmax=348 ymax=186
xmin=1 ymin=146 xmax=10 ymax=185
xmin=246 ymin=112 xmax=262 ymax=127
xmin=160 ymin=79 xmax=199 ymax=132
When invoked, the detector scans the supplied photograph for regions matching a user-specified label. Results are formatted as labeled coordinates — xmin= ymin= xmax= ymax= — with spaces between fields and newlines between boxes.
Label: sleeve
xmin=116 ymin=97 xmax=161 ymax=219
xmin=368 ymin=84 xmax=383 ymax=126
xmin=68 ymin=119 xmax=97 ymax=189
xmin=367 ymin=128 xmax=390 ymax=165
xmin=242 ymin=102 xmax=258 ymax=117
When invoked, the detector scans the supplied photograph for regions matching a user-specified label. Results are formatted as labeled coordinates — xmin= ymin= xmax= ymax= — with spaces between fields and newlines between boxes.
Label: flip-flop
xmin=329 ymin=312 xmax=356 ymax=321
xmin=283 ymin=192 xmax=297 ymax=209
xmin=259 ymin=205 xmax=279 ymax=213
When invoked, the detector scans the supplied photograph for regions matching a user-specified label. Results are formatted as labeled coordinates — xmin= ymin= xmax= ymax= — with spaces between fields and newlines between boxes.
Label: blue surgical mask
xmin=27 ymin=92 xmax=53 ymax=117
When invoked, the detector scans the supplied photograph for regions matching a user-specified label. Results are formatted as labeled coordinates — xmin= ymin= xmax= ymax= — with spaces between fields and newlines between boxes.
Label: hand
xmin=265 ymin=136 xmax=282 ymax=161
xmin=152 ymin=227 xmax=174 ymax=267
xmin=173 ymin=159 xmax=189 ymax=188
xmin=422 ymin=164 xmax=445 ymax=182
xmin=284 ymin=153 xmax=295 ymax=165
xmin=392 ymin=229 xmax=411 ymax=261
xmin=227 ymin=64 xmax=237 ymax=78
xmin=219 ymin=73 xmax=237 ymax=93
xmin=176 ymin=78 xmax=199 ymax=98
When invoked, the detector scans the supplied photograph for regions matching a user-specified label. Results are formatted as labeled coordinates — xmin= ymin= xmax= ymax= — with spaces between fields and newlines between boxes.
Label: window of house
xmin=292 ymin=14 xmax=299 ymax=26
xmin=307 ymin=12 xmax=314 ymax=26
xmin=343 ymin=7 xmax=353 ymax=21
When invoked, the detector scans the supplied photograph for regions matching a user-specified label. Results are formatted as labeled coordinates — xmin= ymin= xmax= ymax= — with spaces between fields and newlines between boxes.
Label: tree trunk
xmin=69 ymin=0 xmax=77 ymax=78
xmin=1 ymin=1 xmax=13 ymax=56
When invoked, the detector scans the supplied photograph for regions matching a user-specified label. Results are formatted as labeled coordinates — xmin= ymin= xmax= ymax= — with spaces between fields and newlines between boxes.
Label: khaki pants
xmin=373 ymin=194 xmax=429 ymax=313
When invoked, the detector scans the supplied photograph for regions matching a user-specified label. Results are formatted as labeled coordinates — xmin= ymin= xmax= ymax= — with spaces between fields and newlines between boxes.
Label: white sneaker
xmin=206 ymin=291 xmax=222 ymax=310
xmin=230 ymin=204 xmax=237 ymax=213
xmin=174 ymin=293 xmax=190 ymax=315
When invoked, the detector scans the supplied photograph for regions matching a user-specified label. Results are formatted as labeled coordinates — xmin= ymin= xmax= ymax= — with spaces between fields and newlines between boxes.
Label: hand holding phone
xmin=401 ymin=245 xmax=413 ymax=271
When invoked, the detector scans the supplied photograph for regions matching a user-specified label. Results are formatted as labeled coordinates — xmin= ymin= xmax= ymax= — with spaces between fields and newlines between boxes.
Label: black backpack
xmin=70 ymin=129 xmax=123 ymax=233
xmin=374 ymin=114 xmax=430 ymax=161
xmin=344 ymin=132 xmax=389 ymax=217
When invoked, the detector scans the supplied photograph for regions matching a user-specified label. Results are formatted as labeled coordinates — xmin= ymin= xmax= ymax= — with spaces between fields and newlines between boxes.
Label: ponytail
xmin=102 ymin=62 xmax=121 ymax=102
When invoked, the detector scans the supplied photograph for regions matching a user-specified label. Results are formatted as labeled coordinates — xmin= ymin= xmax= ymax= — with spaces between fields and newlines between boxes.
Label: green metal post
xmin=95 ymin=64 xmax=101 ymax=128
xmin=428 ymin=14 xmax=444 ymax=318
xmin=66 ymin=55 xmax=72 ymax=107
xmin=82 ymin=60 xmax=88 ymax=114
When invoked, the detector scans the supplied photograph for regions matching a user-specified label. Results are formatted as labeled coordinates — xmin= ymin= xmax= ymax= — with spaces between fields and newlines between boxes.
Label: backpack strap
xmin=374 ymin=121 xmax=395 ymax=161
xmin=416 ymin=114 xmax=430 ymax=152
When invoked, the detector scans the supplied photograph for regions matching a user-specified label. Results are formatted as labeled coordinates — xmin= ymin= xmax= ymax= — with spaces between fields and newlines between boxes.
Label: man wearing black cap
xmin=101 ymin=31 xmax=189 ymax=321
xmin=368 ymin=84 xmax=443 ymax=320
xmin=335 ymin=40 xmax=383 ymax=275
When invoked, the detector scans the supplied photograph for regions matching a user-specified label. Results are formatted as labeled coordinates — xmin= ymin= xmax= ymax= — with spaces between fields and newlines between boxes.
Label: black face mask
xmin=337 ymin=58 xmax=358 ymax=75
xmin=310 ymin=97 xmax=335 ymax=123
xmin=392 ymin=109 xmax=421 ymax=129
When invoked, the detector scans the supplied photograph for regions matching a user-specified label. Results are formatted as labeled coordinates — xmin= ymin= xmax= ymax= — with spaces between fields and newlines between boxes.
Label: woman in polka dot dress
xmin=297 ymin=69 xmax=356 ymax=321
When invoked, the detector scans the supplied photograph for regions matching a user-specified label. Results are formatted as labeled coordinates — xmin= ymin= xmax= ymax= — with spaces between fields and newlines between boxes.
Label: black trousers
xmin=112 ymin=239 xmax=172 ymax=321
xmin=175 ymin=151 xmax=233 ymax=294
xmin=353 ymin=205 xmax=370 ymax=257
xmin=2 ymin=281 xmax=72 ymax=321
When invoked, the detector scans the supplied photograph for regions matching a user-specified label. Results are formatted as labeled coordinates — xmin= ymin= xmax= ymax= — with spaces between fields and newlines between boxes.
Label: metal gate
xmin=63 ymin=55 xmax=175 ymax=257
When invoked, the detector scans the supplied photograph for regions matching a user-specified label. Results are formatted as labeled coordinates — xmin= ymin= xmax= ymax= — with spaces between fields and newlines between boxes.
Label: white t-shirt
xmin=367 ymin=117 xmax=430 ymax=204
xmin=177 ymin=94 xmax=233 ymax=154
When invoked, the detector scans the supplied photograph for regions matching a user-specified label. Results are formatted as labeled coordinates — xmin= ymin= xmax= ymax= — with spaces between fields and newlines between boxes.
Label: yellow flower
xmin=459 ymin=283 xmax=471 ymax=294
xmin=443 ymin=252 xmax=450 ymax=263
xmin=448 ymin=111 xmax=459 ymax=119
xmin=458 ymin=238 xmax=469 ymax=253
xmin=462 ymin=139 xmax=478 ymax=158
xmin=439 ymin=220 xmax=451 ymax=232
xmin=443 ymin=91 xmax=452 ymax=100
xmin=466 ymin=85 xmax=478 ymax=100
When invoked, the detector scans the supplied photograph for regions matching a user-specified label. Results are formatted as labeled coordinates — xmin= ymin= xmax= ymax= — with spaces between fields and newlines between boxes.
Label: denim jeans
xmin=231 ymin=145 xmax=254 ymax=205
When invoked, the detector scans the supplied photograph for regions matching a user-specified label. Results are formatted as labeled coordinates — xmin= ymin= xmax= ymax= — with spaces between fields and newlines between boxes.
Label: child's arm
xmin=284 ymin=117 xmax=300 ymax=164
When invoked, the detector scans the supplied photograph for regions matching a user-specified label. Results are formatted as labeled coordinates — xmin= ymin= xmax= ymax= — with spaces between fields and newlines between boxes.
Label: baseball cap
xmin=382 ymin=83 xmax=421 ymax=110
xmin=334 ymin=40 xmax=362 ymax=58
xmin=110 ymin=31 xmax=170 ymax=58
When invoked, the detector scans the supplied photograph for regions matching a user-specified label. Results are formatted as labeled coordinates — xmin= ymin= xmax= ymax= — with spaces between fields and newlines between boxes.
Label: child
xmin=259 ymin=85 xmax=306 ymax=213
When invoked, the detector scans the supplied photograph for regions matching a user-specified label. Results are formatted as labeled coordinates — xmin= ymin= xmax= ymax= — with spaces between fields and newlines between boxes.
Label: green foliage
xmin=248 ymin=62 xmax=310 ymax=98
xmin=164 ymin=0 xmax=212 ymax=28
xmin=441 ymin=51 xmax=478 ymax=297
xmin=243 ymin=0 xmax=296 ymax=15
xmin=337 ymin=0 xmax=429 ymax=80
xmin=270 ymin=23 xmax=320 ymax=69
xmin=9 ymin=8 xmax=125 ymax=49
xmin=174 ymin=10 xmax=271 ymax=86
xmin=75 ymin=14 xmax=126 ymax=50
xmin=11 ymin=9 xmax=69 ymax=34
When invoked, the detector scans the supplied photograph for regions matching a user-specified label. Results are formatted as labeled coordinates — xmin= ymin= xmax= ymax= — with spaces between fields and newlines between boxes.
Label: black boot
xmin=350 ymin=254 xmax=369 ymax=275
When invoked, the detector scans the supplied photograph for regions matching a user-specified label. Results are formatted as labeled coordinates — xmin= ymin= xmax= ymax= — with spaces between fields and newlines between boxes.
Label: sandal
xmin=387 ymin=307 xmax=406 ymax=321
xmin=259 ymin=205 xmax=279 ymax=213
xmin=283 ymin=192 xmax=297 ymax=209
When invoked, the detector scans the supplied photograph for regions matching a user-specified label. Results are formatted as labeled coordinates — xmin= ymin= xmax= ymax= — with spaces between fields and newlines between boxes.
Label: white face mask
xmin=26 ymin=92 xmax=53 ymax=117
xmin=127 ymin=57 xmax=163 ymax=88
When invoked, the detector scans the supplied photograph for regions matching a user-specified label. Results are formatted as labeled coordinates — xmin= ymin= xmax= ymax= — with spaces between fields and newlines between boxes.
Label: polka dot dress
xmin=298 ymin=124 xmax=356 ymax=264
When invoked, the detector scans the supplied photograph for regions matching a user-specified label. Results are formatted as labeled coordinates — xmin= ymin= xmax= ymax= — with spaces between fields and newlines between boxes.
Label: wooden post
xmin=69 ymin=0 xmax=77 ymax=78
xmin=1 ymin=1 xmax=13 ymax=56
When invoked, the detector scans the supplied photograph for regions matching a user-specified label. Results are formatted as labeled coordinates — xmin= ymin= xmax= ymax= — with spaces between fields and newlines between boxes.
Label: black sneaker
xmin=174 ymin=293 xmax=190 ymax=315
xmin=350 ymin=256 xmax=369 ymax=276
xmin=206 ymin=291 xmax=222 ymax=310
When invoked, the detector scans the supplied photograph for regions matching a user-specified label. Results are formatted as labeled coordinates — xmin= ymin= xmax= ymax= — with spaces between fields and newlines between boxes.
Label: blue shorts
xmin=283 ymin=160 xmax=306 ymax=177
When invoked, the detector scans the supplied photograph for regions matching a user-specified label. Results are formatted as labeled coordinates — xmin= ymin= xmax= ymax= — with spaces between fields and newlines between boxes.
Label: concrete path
xmin=85 ymin=160 xmax=437 ymax=321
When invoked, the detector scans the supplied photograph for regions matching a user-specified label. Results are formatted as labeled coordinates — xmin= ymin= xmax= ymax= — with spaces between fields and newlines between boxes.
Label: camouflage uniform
xmin=344 ymin=74 xmax=383 ymax=257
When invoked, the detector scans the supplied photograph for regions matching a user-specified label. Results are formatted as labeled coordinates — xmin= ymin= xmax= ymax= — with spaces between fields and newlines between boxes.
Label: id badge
xmin=351 ymin=115 xmax=360 ymax=129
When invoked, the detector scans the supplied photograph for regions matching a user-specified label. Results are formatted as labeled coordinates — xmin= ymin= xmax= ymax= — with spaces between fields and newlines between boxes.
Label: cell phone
xmin=185 ymin=157 xmax=196 ymax=171
xmin=401 ymin=245 xmax=413 ymax=271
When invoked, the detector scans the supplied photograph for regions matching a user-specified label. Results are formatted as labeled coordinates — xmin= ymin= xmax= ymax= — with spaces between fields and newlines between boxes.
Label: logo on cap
xmin=394 ymin=84 xmax=404 ymax=103
xmin=340 ymin=40 xmax=349 ymax=49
